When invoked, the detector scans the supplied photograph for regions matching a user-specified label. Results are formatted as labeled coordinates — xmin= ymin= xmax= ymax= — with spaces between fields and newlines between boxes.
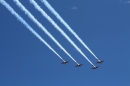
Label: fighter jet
xmin=97 ymin=60 xmax=104 ymax=64
xmin=75 ymin=63 xmax=83 ymax=67
xmin=61 ymin=61 xmax=69 ymax=64
xmin=91 ymin=65 xmax=99 ymax=69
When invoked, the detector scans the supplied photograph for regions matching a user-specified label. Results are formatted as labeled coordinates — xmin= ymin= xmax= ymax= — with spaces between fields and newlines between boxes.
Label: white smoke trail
xmin=41 ymin=0 xmax=100 ymax=61
xmin=14 ymin=0 xmax=79 ymax=65
xmin=0 ymin=0 xmax=66 ymax=62
xmin=30 ymin=0 xmax=95 ymax=66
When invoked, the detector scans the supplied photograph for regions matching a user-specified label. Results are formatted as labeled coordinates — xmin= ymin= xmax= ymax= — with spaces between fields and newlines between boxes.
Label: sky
xmin=0 ymin=0 xmax=130 ymax=86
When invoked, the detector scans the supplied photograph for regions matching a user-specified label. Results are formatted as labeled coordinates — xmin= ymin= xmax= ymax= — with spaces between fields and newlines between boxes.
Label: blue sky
xmin=0 ymin=0 xmax=130 ymax=86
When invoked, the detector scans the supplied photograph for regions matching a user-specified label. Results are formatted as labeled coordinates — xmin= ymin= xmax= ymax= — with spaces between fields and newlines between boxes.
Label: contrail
xmin=29 ymin=0 xmax=95 ymax=66
xmin=0 ymin=0 xmax=67 ymax=63
xmin=41 ymin=0 xmax=101 ymax=61
xmin=14 ymin=0 xmax=79 ymax=65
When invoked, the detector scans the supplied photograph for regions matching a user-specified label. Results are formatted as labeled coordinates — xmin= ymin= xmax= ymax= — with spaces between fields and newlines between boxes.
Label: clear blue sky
xmin=0 ymin=0 xmax=130 ymax=86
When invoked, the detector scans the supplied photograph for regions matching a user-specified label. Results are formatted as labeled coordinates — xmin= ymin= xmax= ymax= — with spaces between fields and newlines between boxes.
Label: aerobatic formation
xmin=0 ymin=0 xmax=104 ymax=69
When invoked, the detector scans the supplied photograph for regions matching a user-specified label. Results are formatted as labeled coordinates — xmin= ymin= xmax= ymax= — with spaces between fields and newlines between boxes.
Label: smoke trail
xmin=0 ymin=0 xmax=66 ymax=62
xmin=41 ymin=0 xmax=100 ymax=61
xmin=30 ymin=0 xmax=95 ymax=66
xmin=14 ymin=0 xmax=79 ymax=65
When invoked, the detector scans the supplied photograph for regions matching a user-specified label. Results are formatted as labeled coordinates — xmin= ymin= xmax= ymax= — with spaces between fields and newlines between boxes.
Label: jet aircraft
xmin=61 ymin=61 xmax=69 ymax=64
xmin=75 ymin=64 xmax=83 ymax=67
xmin=97 ymin=60 xmax=104 ymax=64
xmin=91 ymin=65 xmax=99 ymax=69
